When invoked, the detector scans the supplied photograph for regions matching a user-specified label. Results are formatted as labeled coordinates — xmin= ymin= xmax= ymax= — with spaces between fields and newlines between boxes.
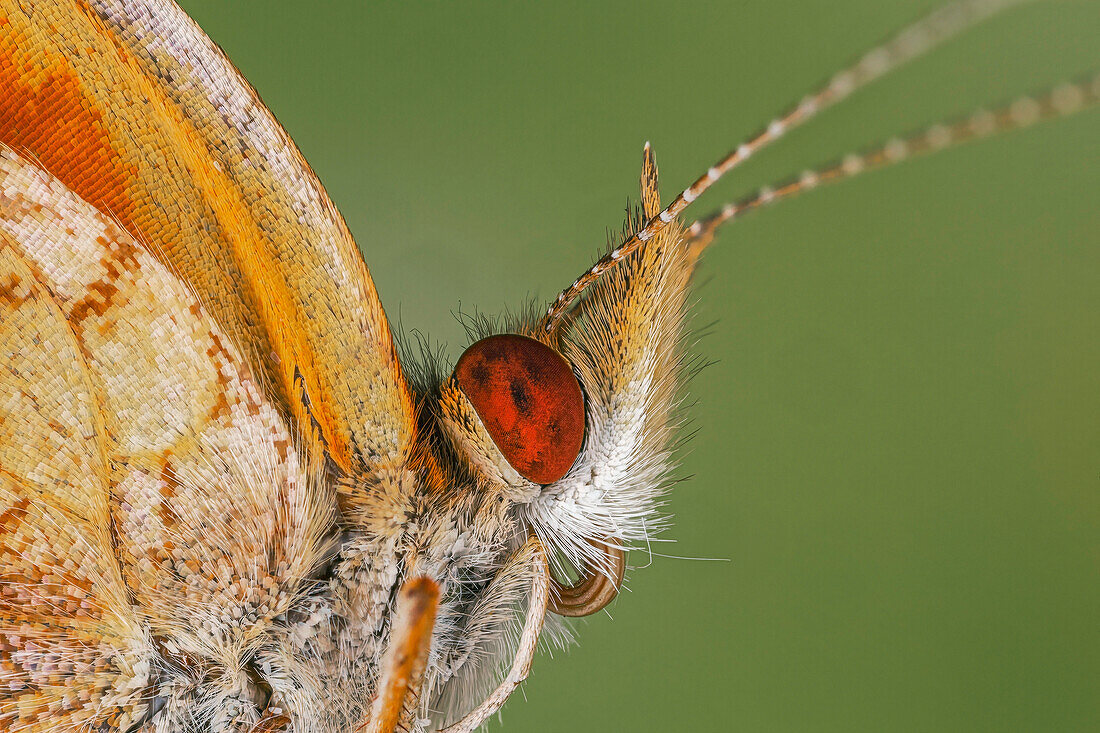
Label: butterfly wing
xmin=0 ymin=0 xmax=414 ymax=486
xmin=1 ymin=145 xmax=336 ymax=730
xmin=0 ymin=230 xmax=148 ymax=732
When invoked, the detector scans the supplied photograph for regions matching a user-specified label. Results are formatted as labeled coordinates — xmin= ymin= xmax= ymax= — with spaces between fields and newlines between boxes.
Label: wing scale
xmin=1 ymin=144 xmax=335 ymax=730
xmin=0 ymin=0 xmax=414 ymax=496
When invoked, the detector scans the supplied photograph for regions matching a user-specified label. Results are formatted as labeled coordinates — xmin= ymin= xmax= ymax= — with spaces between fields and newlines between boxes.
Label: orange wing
xmin=0 ymin=0 xmax=413 ymax=489
xmin=1 ymin=143 xmax=337 ymax=731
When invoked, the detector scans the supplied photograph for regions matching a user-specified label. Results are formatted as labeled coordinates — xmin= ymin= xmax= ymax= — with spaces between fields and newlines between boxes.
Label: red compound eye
xmin=454 ymin=334 xmax=585 ymax=485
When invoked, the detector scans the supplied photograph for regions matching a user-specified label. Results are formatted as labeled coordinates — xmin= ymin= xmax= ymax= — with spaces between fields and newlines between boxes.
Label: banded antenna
xmin=684 ymin=73 xmax=1100 ymax=255
xmin=541 ymin=0 xmax=1087 ymax=332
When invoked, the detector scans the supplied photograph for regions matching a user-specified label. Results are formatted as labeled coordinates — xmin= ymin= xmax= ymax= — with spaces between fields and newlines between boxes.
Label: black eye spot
xmin=470 ymin=363 xmax=491 ymax=386
xmin=510 ymin=379 xmax=531 ymax=415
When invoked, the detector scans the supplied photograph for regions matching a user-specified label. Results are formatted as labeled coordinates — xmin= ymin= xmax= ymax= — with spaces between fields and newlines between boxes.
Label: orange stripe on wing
xmin=0 ymin=6 xmax=350 ymax=470
xmin=0 ymin=14 xmax=137 ymax=241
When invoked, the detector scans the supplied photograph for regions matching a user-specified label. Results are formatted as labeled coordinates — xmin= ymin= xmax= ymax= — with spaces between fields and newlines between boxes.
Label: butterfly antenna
xmin=684 ymin=73 xmax=1099 ymax=252
xmin=542 ymin=0 xmax=1033 ymax=332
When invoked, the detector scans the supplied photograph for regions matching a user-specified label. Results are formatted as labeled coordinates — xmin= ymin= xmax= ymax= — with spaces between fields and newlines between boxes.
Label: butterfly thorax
xmin=135 ymin=462 xmax=529 ymax=732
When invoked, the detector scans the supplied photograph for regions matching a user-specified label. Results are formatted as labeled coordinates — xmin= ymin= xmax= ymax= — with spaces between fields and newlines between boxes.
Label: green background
xmin=178 ymin=2 xmax=1098 ymax=730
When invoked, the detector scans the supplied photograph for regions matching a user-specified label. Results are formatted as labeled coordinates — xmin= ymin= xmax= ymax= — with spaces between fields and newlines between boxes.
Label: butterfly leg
xmin=364 ymin=576 xmax=441 ymax=733
xmin=440 ymin=537 xmax=549 ymax=733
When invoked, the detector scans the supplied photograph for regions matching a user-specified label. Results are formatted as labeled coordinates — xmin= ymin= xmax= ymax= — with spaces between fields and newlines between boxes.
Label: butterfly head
xmin=429 ymin=144 xmax=699 ymax=618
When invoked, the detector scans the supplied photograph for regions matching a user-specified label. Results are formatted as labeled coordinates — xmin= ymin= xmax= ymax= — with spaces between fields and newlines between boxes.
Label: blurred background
xmin=178 ymin=1 xmax=1098 ymax=730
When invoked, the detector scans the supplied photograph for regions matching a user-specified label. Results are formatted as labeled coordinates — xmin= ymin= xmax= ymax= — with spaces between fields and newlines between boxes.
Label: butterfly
xmin=1 ymin=1 xmax=1096 ymax=732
